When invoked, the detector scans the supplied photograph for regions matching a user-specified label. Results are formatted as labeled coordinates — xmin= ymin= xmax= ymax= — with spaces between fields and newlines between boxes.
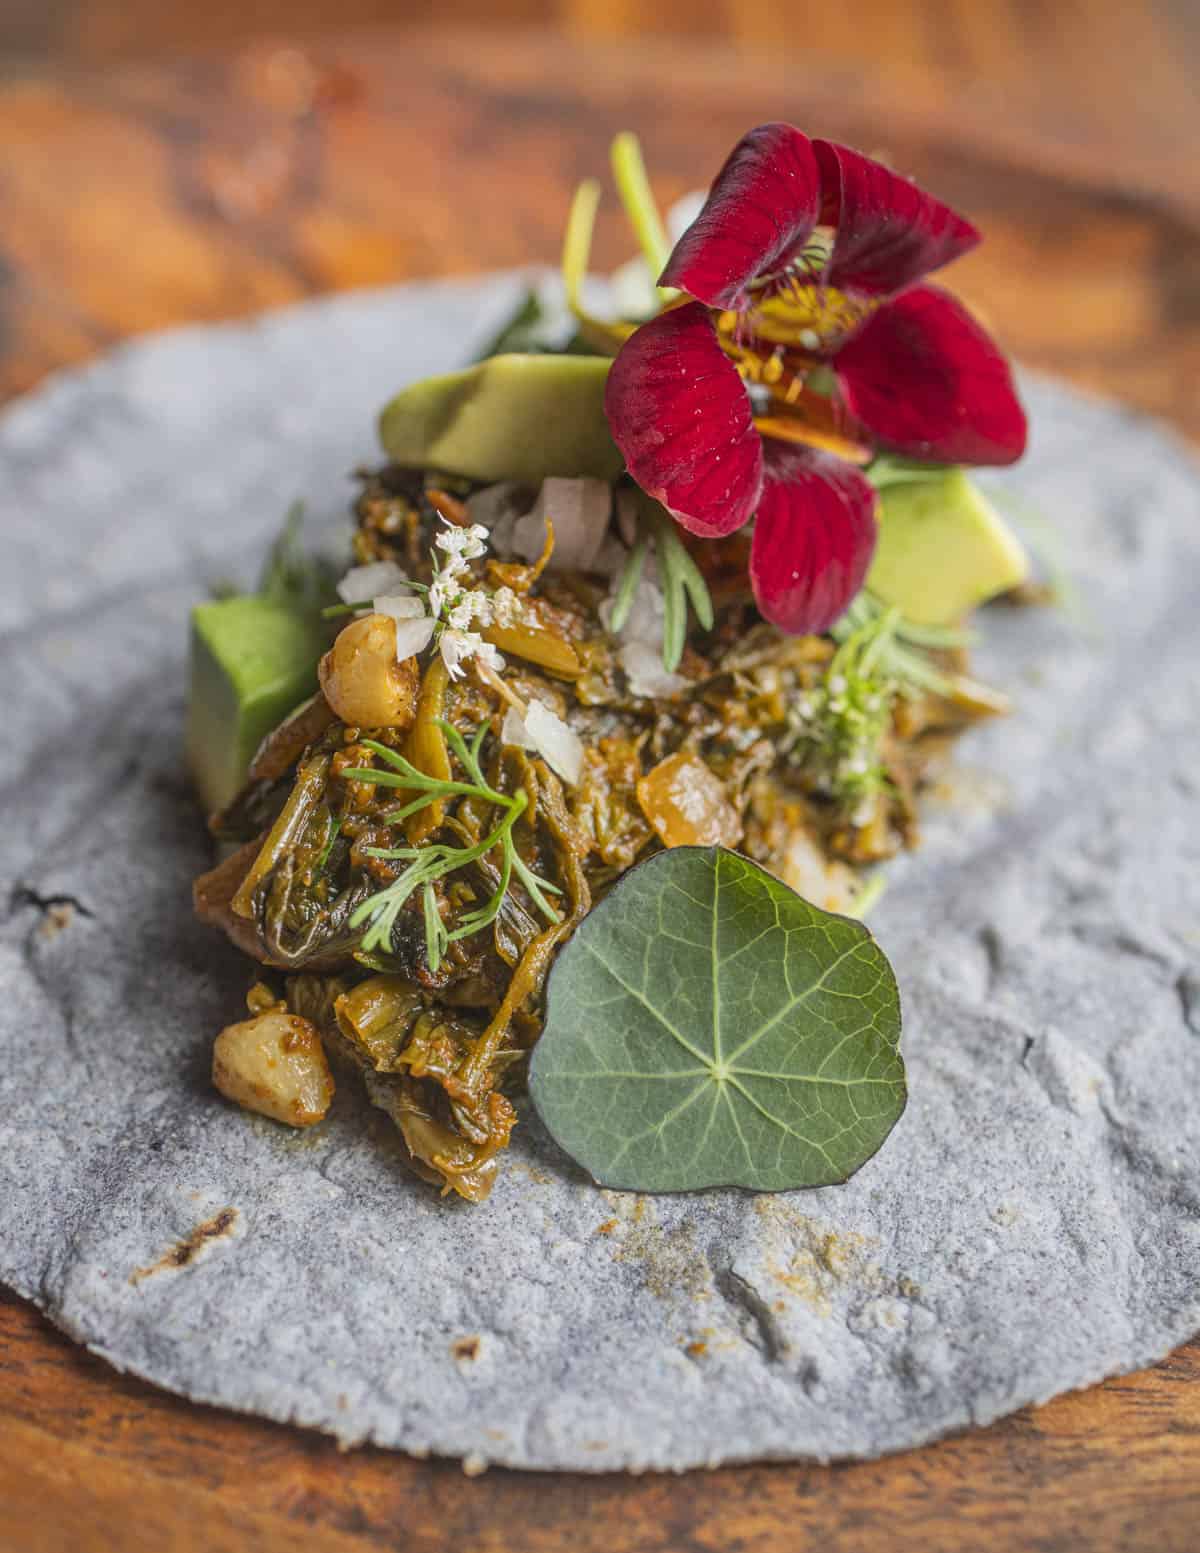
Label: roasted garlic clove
xmin=213 ymin=1008 xmax=335 ymax=1127
xmin=318 ymin=613 xmax=420 ymax=729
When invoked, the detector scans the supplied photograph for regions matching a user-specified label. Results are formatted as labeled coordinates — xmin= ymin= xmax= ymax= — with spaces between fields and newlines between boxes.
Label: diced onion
xmin=391 ymin=615 xmax=436 ymax=662
xmin=512 ymin=477 xmax=612 ymax=572
xmin=336 ymin=560 xmax=410 ymax=603
xmin=619 ymin=639 xmax=687 ymax=700
xmin=501 ymin=700 xmax=584 ymax=786
xmin=373 ymin=592 xmax=426 ymax=622
xmin=602 ymin=562 xmax=687 ymax=698
xmin=500 ymin=704 xmax=528 ymax=747
xmin=467 ymin=481 xmax=529 ymax=525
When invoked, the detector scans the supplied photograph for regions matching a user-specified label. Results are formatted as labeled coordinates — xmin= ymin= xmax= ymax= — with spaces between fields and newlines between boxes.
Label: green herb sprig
xmin=787 ymin=603 xmax=903 ymax=812
xmin=342 ymin=721 xmax=561 ymax=972
xmin=834 ymin=592 xmax=972 ymax=700
xmin=610 ymin=493 xmax=714 ymax=672
xmin=257 ymin=502 xmax=340 ymax=613
xmin=789 ymin=591 xmax=1007 ymax=817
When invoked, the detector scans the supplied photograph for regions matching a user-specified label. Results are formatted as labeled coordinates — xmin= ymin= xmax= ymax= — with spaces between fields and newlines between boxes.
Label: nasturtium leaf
xmin=528 ymin=846 xmax=905 ymax=1193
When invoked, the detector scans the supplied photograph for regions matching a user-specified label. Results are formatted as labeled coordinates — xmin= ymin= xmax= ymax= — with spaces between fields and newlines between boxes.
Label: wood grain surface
xmin=1 ymin=17 xmax=1198 ymax=1552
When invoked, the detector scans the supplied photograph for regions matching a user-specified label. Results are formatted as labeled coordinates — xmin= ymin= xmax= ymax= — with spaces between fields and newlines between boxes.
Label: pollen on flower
xmin=447 ymin=591 xmax=494 ymax=631
xmin=490 ymin=586 xmax=525 ymax=629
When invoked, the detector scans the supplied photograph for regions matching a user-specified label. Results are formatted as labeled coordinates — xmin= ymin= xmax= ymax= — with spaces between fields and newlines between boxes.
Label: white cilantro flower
xmin=490 ymin=586 xmax=524 ymax=628
xmin=439 ymin=629 xmax=504 ymax=680
xmin=346 ymin=519 xmax=509 ymax=675
xmin=474 ymin=639 xmax=505 ymax=674
xmin=434 ymin=519 xmax=489 ymax=569
xmin=447 ymin=590 xmax=494 ymax=632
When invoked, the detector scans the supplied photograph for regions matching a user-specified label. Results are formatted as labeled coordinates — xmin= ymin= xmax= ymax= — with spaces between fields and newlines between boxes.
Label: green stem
xmin=609 ymin=533 xmax=649 ymax=634
xmin=610 ymin=131 xmax=672 ymax=286
xmin=642 ymin=501 xmax=715 ymax=670
xmin=560 ymin=179 xmax=628 ymax=354
xmin=849 ymin=872 xmax=888 ymax=920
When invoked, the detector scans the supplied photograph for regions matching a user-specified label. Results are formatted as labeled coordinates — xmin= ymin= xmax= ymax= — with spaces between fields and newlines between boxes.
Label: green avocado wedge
xmin=867 ymin=467 xmax=1030 ymax=625
xmin=378 ymin=354 xmax=624 ymax=484
xmin=186 ymin=596 xmax=328 ymax=815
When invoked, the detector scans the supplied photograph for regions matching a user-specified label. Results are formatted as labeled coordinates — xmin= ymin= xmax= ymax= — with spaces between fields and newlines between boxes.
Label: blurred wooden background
xmin=3 ymin=0 xmax=1198 ymax=80
xmin=3 ymin=0 xmax=1198 ymax=218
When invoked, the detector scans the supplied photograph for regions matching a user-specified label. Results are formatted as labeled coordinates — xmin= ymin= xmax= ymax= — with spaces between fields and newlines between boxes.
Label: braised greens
xmin=529 ymin=846 xmax=906 ymax=1192
xmin=344 ymin=724 xmax=562 ymax=972
xmin=195 ymin=464 xmax=1003 ymax=1200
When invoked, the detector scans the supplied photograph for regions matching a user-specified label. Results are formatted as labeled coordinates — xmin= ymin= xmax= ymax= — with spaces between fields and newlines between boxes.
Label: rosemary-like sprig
xmin=608 ymin=532 xmax=648 ymax=635
xmin=610 ymin=494 xmax=715 ymax=672
xmin=342 ymin=721 xmax=561 ymax=972
xmin=833 ymin=592 xmax=971 ymax=700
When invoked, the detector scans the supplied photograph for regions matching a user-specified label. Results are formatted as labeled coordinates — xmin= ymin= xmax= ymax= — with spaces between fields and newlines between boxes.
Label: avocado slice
xmin=186 ymin=596 xmax=328 ymax=815
xmin=867 ymin=469 xmax=1029 ymax=624
xmin=379 ymin=354 xmax=624 ymax=485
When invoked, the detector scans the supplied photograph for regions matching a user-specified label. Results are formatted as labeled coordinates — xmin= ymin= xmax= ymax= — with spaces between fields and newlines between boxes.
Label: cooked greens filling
xmin=194 ymin=467 xmax=1003 ymax=1200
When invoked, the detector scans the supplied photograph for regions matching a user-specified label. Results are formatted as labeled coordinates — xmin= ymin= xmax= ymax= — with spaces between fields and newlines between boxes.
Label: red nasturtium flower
xmin=603 ymin=123 xmax=1028 ymax=634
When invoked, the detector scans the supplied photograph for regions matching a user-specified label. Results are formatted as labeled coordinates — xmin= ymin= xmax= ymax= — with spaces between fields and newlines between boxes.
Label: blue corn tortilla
xmin=0 ymin=277 xmax=1198 ymax=1471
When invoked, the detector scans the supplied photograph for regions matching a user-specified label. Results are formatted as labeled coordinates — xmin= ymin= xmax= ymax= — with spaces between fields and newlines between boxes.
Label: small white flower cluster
xmin=423 ymin=521 xmax=504 ymax=679
xmin=337 ymin=519 xmax=526 ymax=683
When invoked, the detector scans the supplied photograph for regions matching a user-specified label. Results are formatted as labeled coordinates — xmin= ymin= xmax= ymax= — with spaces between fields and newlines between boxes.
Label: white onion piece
xmin=467 ymin=481 xmax=533 ymax=557
xmin=336 ymin=560 xmax=409 ymax=603
xmin=466 ymin=480 xmax=531 ymax=531
xmin=526 ymin=702 xmax=584 ymax=786
xmin=512 ymin=477 xmax=611 ymax=572
xmin=600 ymin=556 xmax=686 ymax=700
xmin=390 ymin=615 xmax=436 ymax=663
xmin=500 ymin=701 xmax=584 ymax=786
xmin=373 ymin=593 xmax=425 ymax=621
xmin=601 ymin=566 xmax=664 ymax=641
xmin=593 ymin=534 xmax=629 ymax=581
xmin=619 ymin=639 xmax=687 ymax=700
xmin=500 ymin=704 xmax=528 ymax=747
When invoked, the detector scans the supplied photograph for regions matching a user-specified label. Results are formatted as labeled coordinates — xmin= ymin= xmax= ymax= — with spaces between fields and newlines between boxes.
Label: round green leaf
xmin=528 ymin=846 xmax=906 ymax=1193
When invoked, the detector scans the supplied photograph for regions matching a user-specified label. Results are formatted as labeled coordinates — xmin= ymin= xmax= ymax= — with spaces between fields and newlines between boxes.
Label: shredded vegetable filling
xmin=196 ymin=467 xmax=997 ymax=1200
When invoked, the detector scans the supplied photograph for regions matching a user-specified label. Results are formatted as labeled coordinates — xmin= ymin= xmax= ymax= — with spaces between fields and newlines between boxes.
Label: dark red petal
xmin=814 ymin=140 xmax=979 ymax=297
xmin=659 ymin=124 xmax=821 ymax=311
xmin=604 ymin=301 xmax=763 ymax=539
xmin=835 ymin=285 xmax=1027 ymax=465
xmin=749 ymin=444 xmax=878 ymax=635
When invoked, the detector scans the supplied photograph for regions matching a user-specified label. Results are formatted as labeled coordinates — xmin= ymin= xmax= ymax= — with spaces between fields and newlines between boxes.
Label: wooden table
xmin=2 ymin=22 xmax=1198 ymax=1552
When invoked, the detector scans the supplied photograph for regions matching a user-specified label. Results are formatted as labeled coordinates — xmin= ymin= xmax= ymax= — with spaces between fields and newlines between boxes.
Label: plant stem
xmin=610 ymin=131 xmax=673 ymax=288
